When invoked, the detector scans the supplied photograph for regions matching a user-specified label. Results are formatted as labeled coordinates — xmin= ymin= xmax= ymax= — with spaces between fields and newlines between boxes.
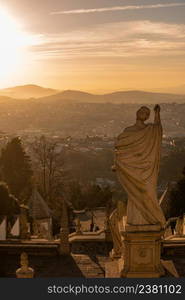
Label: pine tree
xmin=0 ymin=182 xmax=20 ymax=215
xmin=0 ymin=137 xmax=33 ymax=201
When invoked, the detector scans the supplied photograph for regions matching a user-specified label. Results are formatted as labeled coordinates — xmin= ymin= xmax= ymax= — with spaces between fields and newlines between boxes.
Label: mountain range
xmin=38 ymin=89 xmax=185 ymax=104
xmin=0 ymin=84 xmax=185 ymax=104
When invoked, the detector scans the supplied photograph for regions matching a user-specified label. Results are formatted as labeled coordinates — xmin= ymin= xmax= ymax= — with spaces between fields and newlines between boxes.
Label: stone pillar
xmin=20 ymin=205 xmax=30 ymax=240
xmin=47 ymin=218 xmax=53 ymax=240
xmin=119 ymin=224 xmax=165 ymax=278
xmin=16 ymin=252 xmax=34 ymax=278
xmin=76 ymin=217 xmax=82 ymax=235
xmin=104 ymin=214 xmax=112 ymax=242
xmin=59 ymin=199 xmax=70 ymax=255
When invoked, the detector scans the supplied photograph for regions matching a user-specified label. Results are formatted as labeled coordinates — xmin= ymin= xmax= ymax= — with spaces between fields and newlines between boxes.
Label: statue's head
xmin=136 ymin=106 xmax=150 ymax=121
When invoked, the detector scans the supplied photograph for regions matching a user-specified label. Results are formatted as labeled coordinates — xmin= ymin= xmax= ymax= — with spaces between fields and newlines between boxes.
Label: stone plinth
xmin=120 ymin=225 xmax=164 ymax=278
xmin=106 ymin=224 xmax=165 ymax=278
xmin=16 ymin=267 xmax=34 ymax=278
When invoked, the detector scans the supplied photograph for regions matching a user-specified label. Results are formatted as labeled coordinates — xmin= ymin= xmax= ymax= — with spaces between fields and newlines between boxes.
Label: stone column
xmin=20 ymin=205 xmax=30 ymax=240
xmin=16 ymin=252 xmax=34 ymax=278
xmin=59 ymin=199 xmax=70 ymax=255
xmin=104 ymin=213 xmax=112 ymax=242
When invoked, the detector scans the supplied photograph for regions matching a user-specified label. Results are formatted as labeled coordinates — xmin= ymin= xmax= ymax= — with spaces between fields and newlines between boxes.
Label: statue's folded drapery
xmin=115 ymin=123 xmax=166 ymax=226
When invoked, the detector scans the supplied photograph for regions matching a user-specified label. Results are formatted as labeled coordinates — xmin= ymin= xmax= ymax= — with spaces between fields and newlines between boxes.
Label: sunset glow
xmin=0 ymin=8 xmax=39 ymax=77
xmin=0 ymin=0 xmax=185 ymax=92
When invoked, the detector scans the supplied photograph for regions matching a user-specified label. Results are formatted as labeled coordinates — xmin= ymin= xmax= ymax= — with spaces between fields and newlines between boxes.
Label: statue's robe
xmin=115 ymin=123 xmax=165 ymax=226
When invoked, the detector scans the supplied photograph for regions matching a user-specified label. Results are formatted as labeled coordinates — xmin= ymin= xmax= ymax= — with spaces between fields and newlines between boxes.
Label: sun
xmin=0 ymin=9 xmax=35 ymax=77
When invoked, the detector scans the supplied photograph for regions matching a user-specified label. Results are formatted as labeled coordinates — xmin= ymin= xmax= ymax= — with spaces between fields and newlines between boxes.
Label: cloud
xmin=31 ymin=21 xmax=185 ymax=60
xmin=51 ymin=3 xmax=185 ymax=15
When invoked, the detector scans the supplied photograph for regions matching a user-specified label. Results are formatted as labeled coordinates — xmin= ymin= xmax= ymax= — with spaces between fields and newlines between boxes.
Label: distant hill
xmin=38 ymin=89 xmax=185 ymax=104
xmin=0 ymin=85 xmax=185 ymax=103
xmin=158 ymin=85 xmax=185 ymax=95
xmin=0 ymin=84 xmax=59 ymax=99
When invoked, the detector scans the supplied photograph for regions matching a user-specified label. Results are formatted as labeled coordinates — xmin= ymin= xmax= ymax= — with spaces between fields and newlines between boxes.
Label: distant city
xmin=0 ymin=85 xmax=185 ymax=138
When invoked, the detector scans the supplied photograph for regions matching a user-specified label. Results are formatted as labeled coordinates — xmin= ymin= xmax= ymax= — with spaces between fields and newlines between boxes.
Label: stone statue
xmin=16 ymin=252 xmax=34 ymax=278
xmin=109 ymin=200 xmax=127 ymax=258
xmin=114 ymin=105 xmax=165 ymax=227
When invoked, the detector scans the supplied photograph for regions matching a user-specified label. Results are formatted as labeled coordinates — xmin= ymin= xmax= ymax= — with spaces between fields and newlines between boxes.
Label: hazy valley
xmin=0 ymin=85 xmax=185 ymax=137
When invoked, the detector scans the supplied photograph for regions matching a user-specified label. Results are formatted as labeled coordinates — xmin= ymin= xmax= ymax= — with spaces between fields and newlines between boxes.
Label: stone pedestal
xmin=16 ymin=267 xmax=34 ymax=278
xmin=106 ymin=224 xmax=165 ymax=278
xmin=120 ymin=225 xmax=164 ymax=278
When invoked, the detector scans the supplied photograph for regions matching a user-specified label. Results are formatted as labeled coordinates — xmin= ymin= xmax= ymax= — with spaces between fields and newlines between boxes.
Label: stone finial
xmin=16 ymin=252 xmax=34 ymax=278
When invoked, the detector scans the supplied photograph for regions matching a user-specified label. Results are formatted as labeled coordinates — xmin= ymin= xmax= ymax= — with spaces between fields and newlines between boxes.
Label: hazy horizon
xmin=0 ymin=82 xmax=185 ymax=96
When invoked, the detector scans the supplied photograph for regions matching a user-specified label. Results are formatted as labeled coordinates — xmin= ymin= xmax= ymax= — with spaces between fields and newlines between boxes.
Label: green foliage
xmin=0 ymin=137 xmax=33 ymax=201
xmin=0 ymin=182 xmax=20 ymax=215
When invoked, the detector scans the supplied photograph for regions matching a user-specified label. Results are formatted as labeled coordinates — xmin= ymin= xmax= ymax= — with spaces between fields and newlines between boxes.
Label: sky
xmin=0 ymin=0 xmax=185 ymax=92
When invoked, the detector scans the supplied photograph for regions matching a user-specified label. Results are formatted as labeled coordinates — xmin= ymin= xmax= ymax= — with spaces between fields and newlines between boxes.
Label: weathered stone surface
xmin=122 ymin=228 xmax=165 ymax=278
xmin=106 ymin=226 xmax=165 ymax=278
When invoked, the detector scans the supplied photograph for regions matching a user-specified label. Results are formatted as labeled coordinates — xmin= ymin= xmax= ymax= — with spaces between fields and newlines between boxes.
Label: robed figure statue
xmin=114 ymin=105 xmax=165 ymax=227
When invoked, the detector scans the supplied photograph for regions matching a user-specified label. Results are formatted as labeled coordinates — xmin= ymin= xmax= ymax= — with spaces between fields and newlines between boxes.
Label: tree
xmin=66 ymin=180 xmax=85 ymax=210
xmin=159 ymin=148 xmax=185 ymax=185
xmin=0 ymin=182 xmax=20 ymax=215
xmin=31 ymin=136 xmax=66 ymax=207
xmin=83 ymin=183 xmax=112 ymax=209
xmin=67 ymin=181 xmax=113 ymax=210
xmin=168 ymin=167 xmax=185 ymax=218
xmin=0 ymin=137 xmax=33 ymax=201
